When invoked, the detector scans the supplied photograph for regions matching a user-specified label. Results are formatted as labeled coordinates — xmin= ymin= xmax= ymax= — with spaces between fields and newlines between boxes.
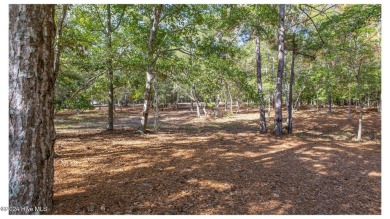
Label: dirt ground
xmin=52 ymin=105 xmax=381 ymax=215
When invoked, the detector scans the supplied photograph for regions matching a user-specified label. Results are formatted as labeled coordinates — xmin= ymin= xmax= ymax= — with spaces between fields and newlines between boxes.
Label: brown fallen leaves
xmin=53 ymin=106 xmax=381 ymax=214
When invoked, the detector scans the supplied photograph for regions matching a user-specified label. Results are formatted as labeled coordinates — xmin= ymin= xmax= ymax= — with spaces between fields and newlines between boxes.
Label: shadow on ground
xmin=53 ymin=107 xmax=381 ymax=215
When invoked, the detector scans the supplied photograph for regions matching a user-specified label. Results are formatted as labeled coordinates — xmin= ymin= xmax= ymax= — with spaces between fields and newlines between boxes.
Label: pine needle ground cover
xmin=53 ymin=106 xmax=380 ymax=214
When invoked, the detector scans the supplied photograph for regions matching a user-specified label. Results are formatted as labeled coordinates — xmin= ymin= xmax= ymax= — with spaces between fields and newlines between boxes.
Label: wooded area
xmin=9 ymin=4 xmax=381 ymax=215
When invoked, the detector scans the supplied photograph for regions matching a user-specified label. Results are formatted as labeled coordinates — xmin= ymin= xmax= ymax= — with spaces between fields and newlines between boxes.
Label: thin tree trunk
xmin=226 ymin=82 xmax=233 ymax=113
xmin=141 ymin=71 xmax=153 ymax=132
xmin=274 ymin=4 xmax=285 ymax=136
xmin=236 ymin=99 xmax=239 ymax=114
xmin=140 ymin=5 xmax=162 ymax=133
xmin=9 ymin=5 xmax=56 ymax=214
xmin=357 ymin=102 xmax=363 ymax=141
xmin=53 ymin=4 xmax=69 ymax=79
xmin=153 ymin=79 xmax=159 ymax=132
xmin=287 ymin=36 xmax=295 ymax=134
xmin=214 ymin=95 xmax=220 ymax=118
xmin=196 ymin=100 xmax=201 ymax=117
xmin=256 ymin=35 xmax=266 ymax=133
xmin=268 ymin=95 xmax=271 ymax=118
xmin=175 ymin=91 xmax=179 ymax=110
xmin=192 ymin=84 xmax=201 ymax=118
xmin=327 ymin=85 xmax=332 ymax=114
xmin=348 ymin=87 xmax=352 ymax=121
xmin=203 ymin=102 xmax=208 ymax=117
xmin=107 ymin=4 xmax=114 ymax=130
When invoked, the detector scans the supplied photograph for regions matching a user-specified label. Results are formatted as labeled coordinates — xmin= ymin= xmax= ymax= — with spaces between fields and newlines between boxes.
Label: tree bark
xmin=357 ymin=102 xmax=363 ymax=141
xmin=348 ymin=87 xmax=352 ymax=121
xmin=268 ymin=95 xmax=272 ymax=118
xmin=153 ymin=79 xmax=159 ymax=132
xmin=287 ymin=36 xmax=295 ymax=134
xmin=226 ymin=82 xmax=233 ymax=113
xmin=327 ymin=88 xmax=332 ymax=114
xmin=256 ymin=35 xmax=267 ymax=133
xmin=191 ymin=84 xmax=201 ymax=118
xmin=141 ymin=70 xmax=153 ymax=131
xmin=107 ymin=4 xmax=114 ymax=130
xmin=9 ymin=5 xmax=56 ymax=214
xmin=140 ymin=5 xmax=162 ymax=133
xmin=274 ymin=4 xmax=285 ymax=136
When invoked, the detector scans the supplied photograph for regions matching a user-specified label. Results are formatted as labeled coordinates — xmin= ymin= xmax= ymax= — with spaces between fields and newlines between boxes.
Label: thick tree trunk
xmin=107 ymin=4 xmax=114 ymax=130
xmin=287 ymin=37 xmax=295 ymax=134
xmin=9 ymin=5 xmax=56 ymax=214
xmin=256 ymin=35 xmax=266 ymax=133
xmin=274 ymin=4 xmax=285 ymax=136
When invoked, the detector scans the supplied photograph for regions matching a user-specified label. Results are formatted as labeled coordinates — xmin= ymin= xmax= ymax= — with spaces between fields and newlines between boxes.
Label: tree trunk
xmin=107 ymin=4 xmax=114 ymax=130
xmin=327 ymin=89 xmax=332 ymax=114
xmin=287 ymin=36 xmax=295 ymax=134
xmin=175 ymin=91 xmax=179 ymax=110
xmin=53 ymin=4 xmax=69 ymax=79
xmin=274 ymin=4 xmax=285 ymax=136
xmin=202 ymin=102 xmax=208 ymax=117
xmin=357 ymin=102 xmax=363 ymax=141
xmin=226 ymin=82 xmax=233 ymax=113
xmin=348 ymin=88 xmax=352 ymax=121
xmin=140 ymin=5 xmax=162 ymax=133
xmin=236 ymin=99 xmax=239 ymax=114
xmin=256 ymin=35 xmax=266 ymax=133
xmin=153 ymin=79 xmax=159 ymax=132
xmin=192 ymin=84 xmax=201 ymax=118
xmin=214 ymin=95 xmax=220 ymax=118
xmin=9 ymin=5 xmax=56 ymax=214
xmin=141 ymin=70 xmax=153 ymax=132
xmin=268 ymin=95 xmax=272 ymax=118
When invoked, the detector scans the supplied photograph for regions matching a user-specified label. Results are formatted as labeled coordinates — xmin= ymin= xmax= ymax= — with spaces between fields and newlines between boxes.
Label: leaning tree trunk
xmin=256 ymin=35 xmax=267 ymax=133
xmin=9 ymin=4 xmax=56 ymax=214
xmin=140 ymin=5 xmax=162 ymax=133
xmin=274 ymin=4 xmax=285 ymax=136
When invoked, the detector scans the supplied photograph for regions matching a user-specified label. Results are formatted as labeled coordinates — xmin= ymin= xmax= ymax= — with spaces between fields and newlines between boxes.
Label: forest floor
xmin=52 ymin=105 xmax=381 ymax=215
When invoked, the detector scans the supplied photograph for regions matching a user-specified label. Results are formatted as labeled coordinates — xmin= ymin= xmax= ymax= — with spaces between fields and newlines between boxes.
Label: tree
xmin=274 ymin=4 xmax=285 ymax=136
xmin=9 ymin=4 xmax=56 ymax=214
xmin=256 ymin=35 xmax=267 ymax=133
xmin=140 ymin=4 xmax=163 ymax=133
